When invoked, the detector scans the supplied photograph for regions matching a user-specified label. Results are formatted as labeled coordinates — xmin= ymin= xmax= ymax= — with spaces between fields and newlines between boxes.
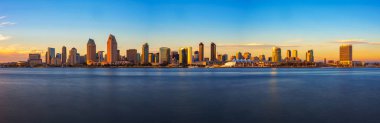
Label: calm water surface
xmin=0 ymin=68 xmax=380 ymax=123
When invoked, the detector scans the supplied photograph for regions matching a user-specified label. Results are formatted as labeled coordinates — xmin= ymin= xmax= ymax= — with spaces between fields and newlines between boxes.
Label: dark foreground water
xmin=0 ymin=68 xmax=380 ymax=123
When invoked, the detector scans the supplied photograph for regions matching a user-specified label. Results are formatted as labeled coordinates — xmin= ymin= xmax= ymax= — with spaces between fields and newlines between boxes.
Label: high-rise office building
xmin=107 ymin=34 xmax=118 ymax=64
xmin=68 ymin=47 xmax=77 ymax=65
xmin=87 ymin=38 xmax=96 ymax=65
xmin=154 ymin=53 xmax=160 ymax=63
xmin=179 ymin=47 xmax=193 ymax=65
xmin=148 ymin=53 xmax=155 ymax=63
xmin=97 ymin=51 xmax=104 ymax=62
xmin=222 ymin=54 xmax=228 ymax=62
xmin=259 ymin=55 xmax=266 ymax=61
xmin=272 ymin=47 xmax=282 ymax=63
xmin=127 ymin=49 xmax=138 ymax=64
xmin=243 ymin=52 xmax=251 ymax=60
xmin=217 ymin=54 xmax=222 ymax=61
xmin=286 ymin=50 xmax=292 ymax=58
xmin=236 ymin=52 xmax=243 ymax=60
xmin=141 ymin=43 xmax=149 ymax=64
xmin=210 ymin=42 xmax=216 ymax=61
xmin=170 ymin=51 xmax=179 ymax=63
xmin=194 ymin=51 xmax=199 ymax=62
xmin=199 ymin=42 xmax=204 ymax=61
xmin=306 ymin=50 xmax=314 ymax=62
xmin=117 ymin=50 xmax=120 ymax=61
xmin=159 ymin=47 xmax=171 ymax=64
xmin=187 ymin=47 xmax=193 ymax=65
xmin=292 ymin=50 xmax=298 ymax=59
xmin=179 ymin=48 xmax=187 ymax=65
xmin=340 ymin=44 xmax=352 ymax=64
xmin=62 ymin=46 xmax=67 ymax=64
xmin=46 ymin=47 xmax=55 ymax=65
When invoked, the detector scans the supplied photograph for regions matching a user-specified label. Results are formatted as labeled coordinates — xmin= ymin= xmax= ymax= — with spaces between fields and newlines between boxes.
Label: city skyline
xmin=1 ymin=0 xmax=380 ymax=62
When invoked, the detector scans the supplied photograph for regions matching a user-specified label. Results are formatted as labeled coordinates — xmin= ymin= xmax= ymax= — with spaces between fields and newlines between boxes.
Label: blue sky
xmin=1 ymin=0 xmax=380 ymax=62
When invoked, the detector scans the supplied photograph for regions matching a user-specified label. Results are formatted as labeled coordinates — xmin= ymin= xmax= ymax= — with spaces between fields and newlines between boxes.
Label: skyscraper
xmin=210 ymin=42 xmax=216 ymax=61
xmin=187 ymin=47 xmax=193 ymax=65
xmin=148 ymin=53 xmax=155 ymax=63
xmin=97 ymin=51 xmax=104 ymax=62
xmin=159 ymin=47 xmax=171 ymax=64
xmin=179 ymin=48 xmax=187 ymax=65
xmin=222 ymin=54 xmax=228 ymax=62
xmin=292 ymin=50 xmax=298 ymax=59
xmin=62 ymin=46 xmax=67 ymax=65
xmin=236 ymin=52 xmax=243 ymax=60
xmin=340 ymin=44 xmax=352 ymax=64
xmin=272 ymin=47 xmax=282 ymax=63
xmin=194 ymin=51 xmax=199 ymax=62
xmin=127 ymin=49 xmax=137 ymax=64
xmin=286 ymin=50 xmax=292 ymax=58
xmin=179 ymin=47 xmax=192 ymax=65
xmin=141 ymin=43 xmax=149 ymax=64
xmin=170 ymin=51 xmax=179 ymax=63
xmin=107 ymin=34 xmax=118 ymax=64
xmin=68 ymin=47 xmax=77 ymax=65
xmin=87 ymin=38 xmax=96 ymax=65
xmin=306 ymin=50 xmax=314 ymax=62
xmin=259 ymin=55 xmax=266 ymax=61
xmin=243 ymin=52 xmax=251 ymax=60
xmin=46 ymin=47 xmax=55 ymax=65
xmin=199 ymin=42 xmax=204 ymax=61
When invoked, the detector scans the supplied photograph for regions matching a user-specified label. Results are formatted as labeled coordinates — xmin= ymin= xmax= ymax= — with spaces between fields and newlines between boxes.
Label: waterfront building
xmin=28 ymin=52 xmax=42 ymax=67
xmin=46 ymin=47 xmax=55 ymax=65
xmin=340 ymin=44 xmax=352 ymax=65
xmin=79 ymin=55 xmax=86 ymax=64
xmin=62 ymin=46 xmax=67 ymax=64
xmin=243 ymin=52 xmax=251 ymax=60
xmin=259 ymin=55 xmax=266 ymax=61
xmin=211 ymin=42 xmax=217 ymax=61
xmin=159 ymin=47 xmax=171 ymax=64
xmin=187 ymin=47 xmax=193 ymax=65
xmin=222 ymin=54 xmax=228 ymax=62
xmin=217 ymin=54 xmax=222 ymax=61
xmin=136 ymin=53 xmax=141 ymax=64
xmin=306 ymin=50 xmax=314 ymax=62
xmin=141 ymin=43 xmax=149 ymax=64
xmin=117 ymin=50 xmax=120 ymax=61
xmin=286 ymin=50 xmax=292 ymax=59
xmin=87 ymin=38 xmax=97 ymax=65
xmin=107 ymin=34 xmax=118 ymax=64
xmin=148 ymin=53 xmax=155 ymax=63
xmin=179 ymin=47 xmax=193 ymax=65
xmin=236 ymin=52 xmax=243 ymax=60
xmin=292 ymin=50 xmax=298 ymax=59
xmin=199 ymin=42 xmax=204 ymax=61
xmin=97 ymin=51 xmax=105 ymax=62
xmin=154 ymin=53 xmax=160 ymax=63
xmin=194 ymin=51 xmax=199 ymax=62
xmin=68 ymin=48 xmax=77 ymax=65
xmin=170 ymin=51 xmax=179 ymax=64
xmin=127 ymin=49 xmax=138 ymax=64
xmin=272 ymin=47 xmax=281 ymax=63
xmin=230 ymin=56 xmax=236 ymax=61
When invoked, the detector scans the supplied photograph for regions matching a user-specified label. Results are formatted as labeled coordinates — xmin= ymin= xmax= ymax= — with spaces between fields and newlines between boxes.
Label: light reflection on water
xmin=0 ymin=68 xmax=380 ymax=123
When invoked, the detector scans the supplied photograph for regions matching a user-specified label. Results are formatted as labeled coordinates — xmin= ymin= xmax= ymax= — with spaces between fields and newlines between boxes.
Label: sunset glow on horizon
xmin=1 ymin=0 xmax=380 ymax=62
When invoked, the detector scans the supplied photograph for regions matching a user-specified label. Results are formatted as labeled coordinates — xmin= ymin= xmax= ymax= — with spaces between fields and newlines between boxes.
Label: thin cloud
xmin=0 ymin=22 xmax=16 ymax=27
xmin=0 ymin=34 xmax=11 ymax=41
xmin=333 ymin=39 xmax=368 ymax=44
xmin=0 ymin=16 xmax=6 ymax=19
xmin=333 ymin=39 xmax=380 ymax=45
